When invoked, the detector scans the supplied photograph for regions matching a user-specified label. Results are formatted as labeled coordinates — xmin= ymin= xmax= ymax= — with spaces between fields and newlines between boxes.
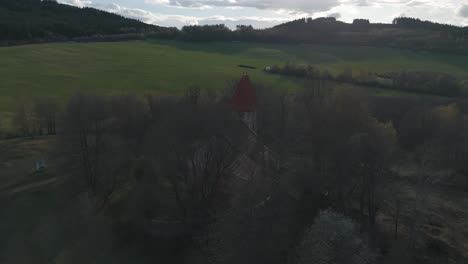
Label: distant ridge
xmin=264 ymin=17 xmax=468 ymax=52
xmin=1 ymin=1 xmax=467 ymax=53
xmin=0 ymin=0 xmax=177 ymax=44
xmin=274 ymin=17 xmax=467 ymax=31
xmin=174 ymin=17 xmax=468 ymax=53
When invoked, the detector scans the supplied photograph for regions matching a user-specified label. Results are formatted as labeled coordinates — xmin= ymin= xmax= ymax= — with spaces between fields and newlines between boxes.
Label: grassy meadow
xmin=1 ymin=40 xmax=468 ymax=126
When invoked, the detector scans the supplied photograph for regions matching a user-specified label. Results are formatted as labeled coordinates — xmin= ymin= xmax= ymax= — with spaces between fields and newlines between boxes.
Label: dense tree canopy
xmin=0 ymin=0 xmax=175 ymax=43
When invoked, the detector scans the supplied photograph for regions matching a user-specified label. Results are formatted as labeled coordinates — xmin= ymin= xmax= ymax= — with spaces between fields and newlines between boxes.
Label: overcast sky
xmin=59 ymin=0 xmax=468 ymax=29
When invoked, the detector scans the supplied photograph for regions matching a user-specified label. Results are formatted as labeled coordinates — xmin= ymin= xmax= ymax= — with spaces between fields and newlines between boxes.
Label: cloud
xmin=355 ymin=0 xmax=369 ymax=6
xmin=94 ymin=3 xmax=287 ymax=28
xmin=328 ymin=12 xmax=341 ymax=18
xmin=145 ymin=0 xmax=341 ymax=13
xmin=58 ymin=0 xmax=468 ymax=28
xmin=58 ymin=0 xmax=289 ymax=28
xmin=459 ymin=5 xmax=468 ymax=18
xmin=199 ymin=15 xmax=289 ymax=28
xmin=97 ymin=3 xmax=198 ymax=27
xmin=406 ymin=1 xmax=427 ymax=7
xmin=58 ymin=0 xmax=92 ymax=7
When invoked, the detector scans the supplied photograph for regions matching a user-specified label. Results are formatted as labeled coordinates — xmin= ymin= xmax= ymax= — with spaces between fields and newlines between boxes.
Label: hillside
xmin=174 ymin=17 xmax=468 ymax=53
xmin=0 ymin=0 xmax=175 ymax=44
xmin=263 ymin=17 xmax=468 ymax=52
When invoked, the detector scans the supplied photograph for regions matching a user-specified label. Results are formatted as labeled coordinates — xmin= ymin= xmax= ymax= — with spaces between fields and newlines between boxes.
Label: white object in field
xmin=35 ymin=159 xmax=46 ymax=173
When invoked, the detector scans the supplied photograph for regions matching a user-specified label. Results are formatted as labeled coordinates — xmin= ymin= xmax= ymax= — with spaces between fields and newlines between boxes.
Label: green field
xmin=1 ymin=40 xmax=468 ymax=125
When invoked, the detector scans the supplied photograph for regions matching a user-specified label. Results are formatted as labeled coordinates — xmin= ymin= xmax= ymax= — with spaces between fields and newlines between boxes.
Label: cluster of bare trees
xmin=251 ymin=83 xmax=468 ymax=263
xmin=289 ymin=87 xmax=397 ymax=248
xmin=61 ymin=90 xmax=247 ymax=226
xmin=13 ymin=97 xmax=57 ymax=138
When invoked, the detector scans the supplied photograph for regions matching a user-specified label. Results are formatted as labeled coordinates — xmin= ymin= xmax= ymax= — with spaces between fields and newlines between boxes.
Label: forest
xmin=0 ymin=0 xmax=176 ymax=43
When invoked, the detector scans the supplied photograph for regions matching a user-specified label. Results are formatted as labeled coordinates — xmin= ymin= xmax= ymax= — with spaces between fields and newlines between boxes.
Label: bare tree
xmin=13 ymin=97 xmax=34 ymax=138
xmin=34 ymin=97 xmax=57 ymax=135
xmin=299 ymin=87 xmax=370 ymax=212
xmin=407 ymin=143 xmax=436 ymax=250
xmin=348 ymin=119 xmax=397 ymax=242
xmin=148 ymin=90 xmax=245 ymax=228
xmin=64 ymin=94 xmax=122 ymax=211
xmin=184 ymin=85 xmax=201 ymax=109
xmin=385 ymin=183 xmax=405 ymax=240
xmin=170 ymin=136 xmax=236 ymax=224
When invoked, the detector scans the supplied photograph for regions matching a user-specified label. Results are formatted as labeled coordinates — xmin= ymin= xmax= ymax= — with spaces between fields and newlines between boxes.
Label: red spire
xmin=231 ymin=74 xmax=257 ymax=112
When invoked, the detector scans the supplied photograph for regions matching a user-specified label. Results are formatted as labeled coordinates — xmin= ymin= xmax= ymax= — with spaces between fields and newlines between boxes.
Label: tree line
xmin=266 ymin=62 xmax=465 ymax=97
xmin=9 ymin=96 xmax=58 ymax=139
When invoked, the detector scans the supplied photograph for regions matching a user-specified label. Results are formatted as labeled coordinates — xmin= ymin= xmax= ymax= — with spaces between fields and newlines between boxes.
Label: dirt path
xmin=3 ymin=177 xmax=58 ymax=196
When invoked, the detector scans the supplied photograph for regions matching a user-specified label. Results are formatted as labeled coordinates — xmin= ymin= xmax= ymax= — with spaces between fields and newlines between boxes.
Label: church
xmin=230 ymin=73 xmax=257 ymax=133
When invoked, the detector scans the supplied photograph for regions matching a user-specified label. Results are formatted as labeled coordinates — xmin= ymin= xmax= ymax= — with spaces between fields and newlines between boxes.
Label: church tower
xmin=231 ymin=74 xmax=257 ymax=133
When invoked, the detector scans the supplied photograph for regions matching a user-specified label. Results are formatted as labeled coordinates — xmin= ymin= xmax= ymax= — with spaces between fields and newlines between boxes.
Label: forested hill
xmin=264 ymin=17 xmax=468 ymax=52
xmin=175 ymin=17 xmax=468 ymax=53
xmin=0 ymin=0 xmax=176 ymax=44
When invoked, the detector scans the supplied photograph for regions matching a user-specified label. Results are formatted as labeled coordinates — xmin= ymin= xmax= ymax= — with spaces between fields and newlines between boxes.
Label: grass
xmin=0 ymin=136 xmax=185 ymax=264
xmin=0 ymin=136 xmax=77 ymax=263
xmin=0 ymin=136 xmax=62 ymax=263
xmin=0 ymin=136 xmax=59 ymax=189
xmin=0 ymin=187 xmax=62 ymax=263
xmin=1 ymin=40 xmax=468 ymax=126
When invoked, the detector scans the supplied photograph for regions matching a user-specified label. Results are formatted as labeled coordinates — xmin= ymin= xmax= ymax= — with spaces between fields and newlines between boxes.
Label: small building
xmin=231 ymin=74 xmax=257 ymax=133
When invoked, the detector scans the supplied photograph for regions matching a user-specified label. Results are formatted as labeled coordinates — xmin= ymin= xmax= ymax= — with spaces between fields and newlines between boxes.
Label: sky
xmin=59 ymin=0 xmax=468 ymax=29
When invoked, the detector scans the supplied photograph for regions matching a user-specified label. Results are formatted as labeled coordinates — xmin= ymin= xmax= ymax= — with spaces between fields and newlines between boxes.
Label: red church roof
xmin=231 ymin=74 xmax=257 ymax=112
